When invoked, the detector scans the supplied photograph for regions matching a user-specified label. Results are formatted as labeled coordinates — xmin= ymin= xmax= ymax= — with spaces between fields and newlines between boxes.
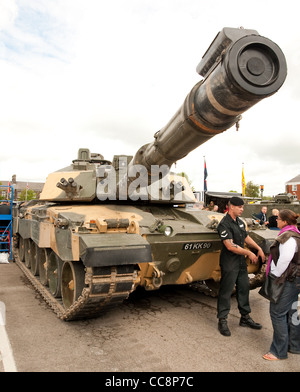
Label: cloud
xmin=0 ymin=0 xmax=18 ymax=30
xmin=0 ymin=0 xmax=299 ymax=199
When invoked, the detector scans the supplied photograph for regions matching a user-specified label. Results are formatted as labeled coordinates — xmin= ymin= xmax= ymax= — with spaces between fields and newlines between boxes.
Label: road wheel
xmin=24 ymin=239 xmax=31 ymax=268
xmin=61 ymin=261 xmax=85 ymax=309
xmin=18 ymin=236 xmax=25 ymax=262
xmin=30 ymin=241 xmax=39 ymax=276
xmin=38 ymin=248 xmax=49 ymax=286
xmin=48 ymin=251 xmax=63 ymax=298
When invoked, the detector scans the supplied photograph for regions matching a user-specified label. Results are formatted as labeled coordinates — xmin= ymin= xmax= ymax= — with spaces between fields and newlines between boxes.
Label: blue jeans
xmin=269 ymin=276 xmax=300 ymax=359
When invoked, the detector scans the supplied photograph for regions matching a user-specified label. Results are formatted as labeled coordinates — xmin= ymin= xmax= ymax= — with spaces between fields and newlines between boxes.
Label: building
xmin=0 ymin=175 xmax=44 ymax=201
xmin=285 ymin=174 xmax=300 ymax=200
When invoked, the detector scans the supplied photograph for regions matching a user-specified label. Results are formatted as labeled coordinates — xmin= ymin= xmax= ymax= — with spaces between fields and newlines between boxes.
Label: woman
xmin=263 ymin=209 xmax=300 ymax=360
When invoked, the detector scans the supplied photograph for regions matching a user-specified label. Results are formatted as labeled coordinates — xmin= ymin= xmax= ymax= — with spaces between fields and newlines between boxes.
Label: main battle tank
xmin=242 ymin=193 xmax=300 ymax=224
xmin=13 ymin=27 xmax=287 ymax=320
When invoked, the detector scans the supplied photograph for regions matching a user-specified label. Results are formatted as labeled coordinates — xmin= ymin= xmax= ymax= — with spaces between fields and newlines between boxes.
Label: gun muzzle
xmin=132 ymin=28 xmax=287 ymax=171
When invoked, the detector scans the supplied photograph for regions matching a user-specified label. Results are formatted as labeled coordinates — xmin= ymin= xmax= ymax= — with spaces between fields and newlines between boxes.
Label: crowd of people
xmin=196 ymin=200 xmax=292 ymax=233
xmin=192 ymin=200 xmax=220 ymax=212
xmin=255 ymin=206 xmax=281 ymax=230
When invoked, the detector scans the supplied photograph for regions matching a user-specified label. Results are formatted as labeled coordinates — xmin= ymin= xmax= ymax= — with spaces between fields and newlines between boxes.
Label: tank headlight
xmin=164 ymin=226 xmax=173 ymax=236
xmin=157 ymin=224 xmax=173 ymax=236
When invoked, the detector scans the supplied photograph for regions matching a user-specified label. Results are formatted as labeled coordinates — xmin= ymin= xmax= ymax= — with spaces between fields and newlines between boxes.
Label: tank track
xmin=13 ymin=246 xmax=138 ymax=321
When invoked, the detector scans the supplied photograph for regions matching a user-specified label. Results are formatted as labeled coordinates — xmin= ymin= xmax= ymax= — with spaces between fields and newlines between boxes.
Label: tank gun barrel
xmin=125 ymin=27 xmax=287 ymax=178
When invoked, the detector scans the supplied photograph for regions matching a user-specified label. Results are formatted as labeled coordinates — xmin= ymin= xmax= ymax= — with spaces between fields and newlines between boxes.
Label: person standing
xmin=263 ymin=209 xmax=300 ymax=361
xmin=217 ymin=196 xmax=265 ymax=336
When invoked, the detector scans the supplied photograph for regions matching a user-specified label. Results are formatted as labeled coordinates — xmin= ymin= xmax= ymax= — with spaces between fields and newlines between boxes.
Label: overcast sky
xmin=0 ymin=0 xmax=299 ymax=197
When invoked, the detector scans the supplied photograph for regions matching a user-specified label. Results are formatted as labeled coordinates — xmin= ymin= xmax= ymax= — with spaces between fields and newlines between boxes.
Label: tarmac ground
xmin=0 ymin=262 xmax=299 ymax=373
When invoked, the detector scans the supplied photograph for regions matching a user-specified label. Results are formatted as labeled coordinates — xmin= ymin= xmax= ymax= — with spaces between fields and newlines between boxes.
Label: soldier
xmin=217 ymin=196 xmax=265 ymax=336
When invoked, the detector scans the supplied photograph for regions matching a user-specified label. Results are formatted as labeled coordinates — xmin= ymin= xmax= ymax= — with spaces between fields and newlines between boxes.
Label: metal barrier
xmin=0 ymin=185 xmax=13 ymax=260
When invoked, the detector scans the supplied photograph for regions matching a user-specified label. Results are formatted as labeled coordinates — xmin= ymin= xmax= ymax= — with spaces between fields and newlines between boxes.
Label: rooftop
xmin=286 ymin=174 xmax=300 ymax=184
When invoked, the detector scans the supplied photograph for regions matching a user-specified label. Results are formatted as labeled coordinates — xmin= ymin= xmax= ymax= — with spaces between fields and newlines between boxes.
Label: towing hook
xmin=152 ymin=267 xmax=165 ymax=289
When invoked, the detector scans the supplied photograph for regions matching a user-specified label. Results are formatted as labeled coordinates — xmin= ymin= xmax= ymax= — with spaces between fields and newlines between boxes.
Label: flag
xmin=242 ymin=166 xmax=246 ymax=196
xmin=204 ymin=158 xmax=208 ymax=192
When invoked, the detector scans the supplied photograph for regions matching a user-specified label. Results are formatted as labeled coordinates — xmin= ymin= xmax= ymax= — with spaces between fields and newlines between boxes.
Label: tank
xmin=13 ymin=27 xmax=287 ymax=320
xmin=242 ymin=193 xmax=300 ymax=224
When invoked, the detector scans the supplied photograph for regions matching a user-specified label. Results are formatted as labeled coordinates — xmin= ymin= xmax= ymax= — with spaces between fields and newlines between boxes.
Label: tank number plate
xmin=182 ymin=242 xmax=212 ymax=250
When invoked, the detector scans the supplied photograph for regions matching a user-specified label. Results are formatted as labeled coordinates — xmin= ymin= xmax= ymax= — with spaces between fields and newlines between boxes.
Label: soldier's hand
xmin=248 ymin=252 xmax=258 ymax=264
xmin=257 ymin=248 xmax=265 ymax=263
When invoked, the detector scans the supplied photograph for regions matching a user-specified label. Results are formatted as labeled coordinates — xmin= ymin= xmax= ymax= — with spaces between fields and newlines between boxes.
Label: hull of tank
xmin=12 ymin=201 xmax=278 ymax=320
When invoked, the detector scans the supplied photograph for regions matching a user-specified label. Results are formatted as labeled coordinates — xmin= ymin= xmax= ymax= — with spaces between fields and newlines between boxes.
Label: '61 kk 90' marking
xmin=182 ymin=242 xmax=212 ymax=251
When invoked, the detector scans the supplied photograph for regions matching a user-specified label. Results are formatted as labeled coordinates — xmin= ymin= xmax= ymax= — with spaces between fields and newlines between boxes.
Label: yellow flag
xmin=242 ymin=167 xmax=246 ymax=196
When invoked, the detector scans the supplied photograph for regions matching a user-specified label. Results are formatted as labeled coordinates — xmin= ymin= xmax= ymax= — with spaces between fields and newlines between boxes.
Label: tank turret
xmin=14 ymin=28 xmax=287 ymax=321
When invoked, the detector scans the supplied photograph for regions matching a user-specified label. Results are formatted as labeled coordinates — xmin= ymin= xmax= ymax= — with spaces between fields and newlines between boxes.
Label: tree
xmin=245 ymin=181 xmax=260 ymax=198
xmin=176 ymin=172 xmax=195 ymax=191
xmin=18 ymin=188 xmax=37 ymax=201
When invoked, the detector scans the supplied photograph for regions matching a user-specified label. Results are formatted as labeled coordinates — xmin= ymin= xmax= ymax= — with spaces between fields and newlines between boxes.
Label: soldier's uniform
xmin=217 ymin=209 xmax=251 ymax=320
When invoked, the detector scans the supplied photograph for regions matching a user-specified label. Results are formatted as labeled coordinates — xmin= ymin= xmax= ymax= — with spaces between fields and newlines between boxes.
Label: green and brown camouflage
xmin=13 ymin=27 xmax=287 ymax=320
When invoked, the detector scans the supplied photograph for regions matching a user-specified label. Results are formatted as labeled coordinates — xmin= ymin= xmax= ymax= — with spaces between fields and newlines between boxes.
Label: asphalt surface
xmin=0 ymin=262 xmax=299 ymax=373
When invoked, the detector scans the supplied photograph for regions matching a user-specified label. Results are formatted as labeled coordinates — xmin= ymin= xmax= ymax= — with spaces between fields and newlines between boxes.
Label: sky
xmin=0 ymin=0 xmax=299 ymax=197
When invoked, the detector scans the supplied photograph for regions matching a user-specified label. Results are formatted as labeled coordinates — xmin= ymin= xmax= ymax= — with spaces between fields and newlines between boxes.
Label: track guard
xmin=79 ymin=233 xmax=152 ymax=267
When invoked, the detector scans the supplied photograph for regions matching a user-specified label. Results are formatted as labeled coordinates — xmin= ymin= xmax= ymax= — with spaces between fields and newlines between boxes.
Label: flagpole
xmin=203 ymin=156 xmax=208 ymax=194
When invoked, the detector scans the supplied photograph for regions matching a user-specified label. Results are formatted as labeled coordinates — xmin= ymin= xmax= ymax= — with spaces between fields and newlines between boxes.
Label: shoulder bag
xmin=258 ymin=272 xmax=286 ymax=304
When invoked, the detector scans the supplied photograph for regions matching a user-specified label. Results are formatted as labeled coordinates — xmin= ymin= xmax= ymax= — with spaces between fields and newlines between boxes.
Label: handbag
xmin=258 ymin=272 xmax=286 ymax=304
